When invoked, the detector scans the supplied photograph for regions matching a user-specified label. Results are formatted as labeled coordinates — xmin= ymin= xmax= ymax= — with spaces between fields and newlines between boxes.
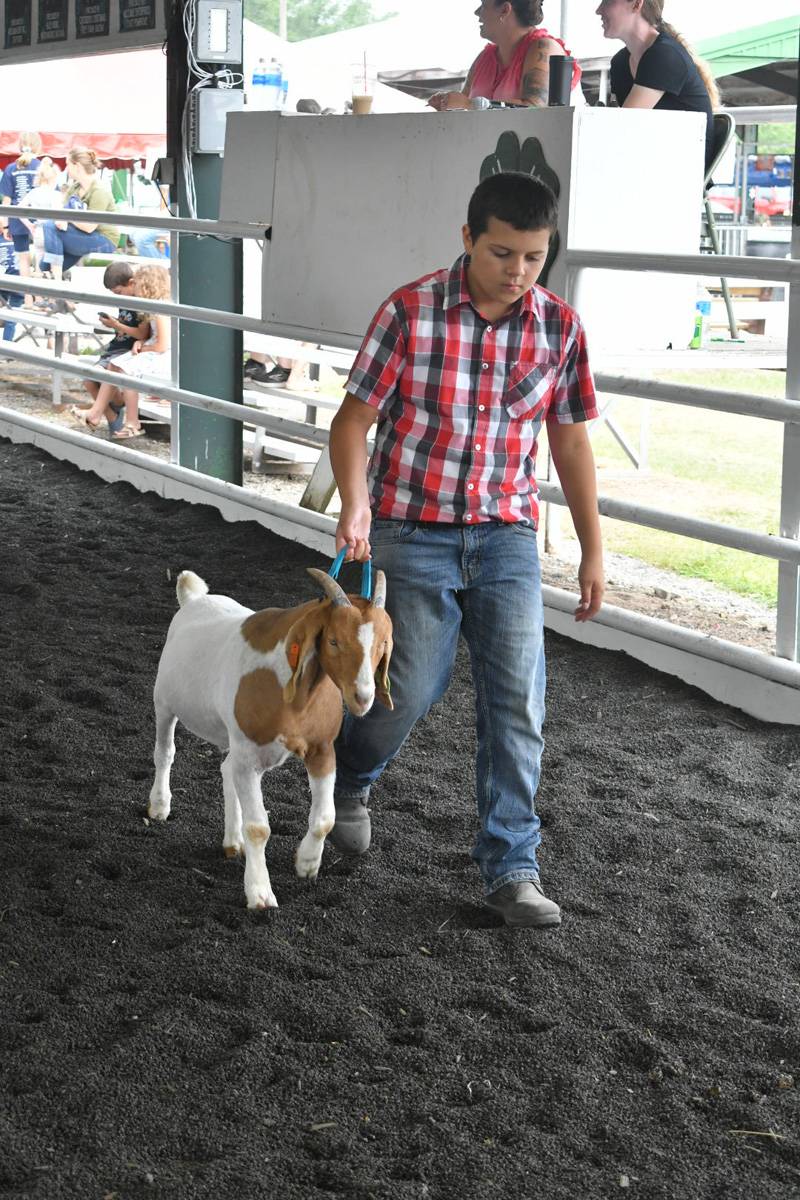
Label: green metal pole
xmin=168 ymin=3 xmax=243 ymax=485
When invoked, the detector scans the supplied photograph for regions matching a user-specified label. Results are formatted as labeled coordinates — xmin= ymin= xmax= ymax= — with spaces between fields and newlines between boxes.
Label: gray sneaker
xmin=485 ymin=881 xmax=561 ymax=928
xmin=327 ymin=795 xmax=371 ymax=855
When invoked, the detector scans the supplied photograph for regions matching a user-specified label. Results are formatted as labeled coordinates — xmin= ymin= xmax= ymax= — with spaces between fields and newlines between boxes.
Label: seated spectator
xmin=71 ymin=265 xmax=170 ymax=439
xmin=129 ymin=228 xmax=170 ymax=259
xmin=597 ymin=0 xmax=717 ymax=171
xmin=0 ymin=223 xmax=23 ymax=342
xmin=74 ymin=261 xmax=149 ymax=433
xmin=244 ymin=351 xmax=307 ymax=386
xmin=0 ymin=132 xmax=42 ymax=306
xmin=428 ymin=1 xmax=582 ymax=110
xmin=39 ymin=147 xmax=119 ymax=282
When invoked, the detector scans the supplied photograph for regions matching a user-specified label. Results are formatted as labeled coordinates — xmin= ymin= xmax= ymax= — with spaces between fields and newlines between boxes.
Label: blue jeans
xmin=39 ymin=222 xmax=115 ymax=273
xmin=0 ymin=290 xmax=23 ymax=341
xmin=335 ymin=520 xmax=547 ymax=894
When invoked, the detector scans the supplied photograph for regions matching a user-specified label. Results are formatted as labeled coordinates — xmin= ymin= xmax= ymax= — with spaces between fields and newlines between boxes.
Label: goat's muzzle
xmin=343 ymin=686 xmax=376 ymax=719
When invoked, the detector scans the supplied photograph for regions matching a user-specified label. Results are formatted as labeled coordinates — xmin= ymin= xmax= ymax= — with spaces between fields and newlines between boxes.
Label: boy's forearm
xmin=329 ymin=400 xmax=376 ymax=558
xmin=558 ymin=464 xmax=603 ymax=560
xmin=550 ymin=434 xmax=602 ymax=556
xmin=549 ymin=424 xmax=604 ymax=619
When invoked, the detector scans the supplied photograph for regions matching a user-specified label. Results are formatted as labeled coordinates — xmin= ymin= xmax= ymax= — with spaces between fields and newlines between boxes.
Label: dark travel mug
xmin=548 ymin=56 xmax=574 ymax=106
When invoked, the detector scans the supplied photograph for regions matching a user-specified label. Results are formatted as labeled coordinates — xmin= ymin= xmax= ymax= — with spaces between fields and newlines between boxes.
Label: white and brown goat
xmin=148 ymin=568 xmax=393 ymax=909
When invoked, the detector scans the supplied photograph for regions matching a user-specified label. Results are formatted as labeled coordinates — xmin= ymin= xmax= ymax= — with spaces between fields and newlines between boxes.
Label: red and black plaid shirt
xmin=347 ymin=254 xmax=598 ymax=527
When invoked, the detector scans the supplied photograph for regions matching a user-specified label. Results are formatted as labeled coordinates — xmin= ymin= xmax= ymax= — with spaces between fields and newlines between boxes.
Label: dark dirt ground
xmin=1 ymin=438 xmax=798 ymax=1200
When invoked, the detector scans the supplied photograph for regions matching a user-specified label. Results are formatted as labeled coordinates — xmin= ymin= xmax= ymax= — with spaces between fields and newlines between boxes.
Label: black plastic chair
xmin=701 ymin=111 xmax=739 ymax=338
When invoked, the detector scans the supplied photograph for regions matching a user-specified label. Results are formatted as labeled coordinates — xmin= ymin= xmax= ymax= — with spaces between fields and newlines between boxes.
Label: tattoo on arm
xmin=521 ymin=68 xmax=549 ymax=106
xmin=519 ymin=44 xmax=557 ymax=106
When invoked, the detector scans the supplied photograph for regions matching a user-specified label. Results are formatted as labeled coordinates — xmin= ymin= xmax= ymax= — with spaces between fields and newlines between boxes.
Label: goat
xmin=148 ymin=567 xmax=393 ymax=909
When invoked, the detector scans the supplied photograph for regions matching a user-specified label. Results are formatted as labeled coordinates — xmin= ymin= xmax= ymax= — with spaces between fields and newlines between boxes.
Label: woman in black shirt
xmin=597 ymin=0 xmax=718 ymax=171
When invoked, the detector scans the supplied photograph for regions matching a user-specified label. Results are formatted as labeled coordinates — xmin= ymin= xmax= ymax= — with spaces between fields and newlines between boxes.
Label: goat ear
xmin=283 ymin=607 xmax=326 ymax=704
xmin=375 ymin=635 xmax=394 ymax=710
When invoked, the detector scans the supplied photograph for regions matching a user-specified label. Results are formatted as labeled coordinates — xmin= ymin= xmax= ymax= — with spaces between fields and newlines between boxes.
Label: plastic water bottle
xmin=689 ymin=286 xmax=712 ymax=349
xmin=264 ymin=57 xmax=283 ymax=110
xmin=250 ymin=57 xmax=269 ymax=109
xmin=280 ymin=71 xmax=289 ymax=110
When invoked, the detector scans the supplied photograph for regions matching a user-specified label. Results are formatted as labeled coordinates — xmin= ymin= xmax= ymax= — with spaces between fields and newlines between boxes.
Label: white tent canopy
xmin=0 ymin=45 xmax=166 ymax=158
xmin=243 ymin=19 xmax=426 ymax=112
xmin=289 ymin=0 xmax=800 ymax=82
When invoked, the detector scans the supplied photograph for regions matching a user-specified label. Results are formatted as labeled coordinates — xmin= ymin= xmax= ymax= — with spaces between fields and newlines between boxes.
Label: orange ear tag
xmin=287 ymin=643 xmax=301 ymax=670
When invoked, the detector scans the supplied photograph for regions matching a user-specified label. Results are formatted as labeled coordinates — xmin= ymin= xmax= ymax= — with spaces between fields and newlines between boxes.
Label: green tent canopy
xmin=698 ymin=16 xmax=799 ymax=99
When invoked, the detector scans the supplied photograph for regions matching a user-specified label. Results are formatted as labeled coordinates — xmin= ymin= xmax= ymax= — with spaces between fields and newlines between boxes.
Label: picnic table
xmin=0 ymin=306 xmax=110 ymax=406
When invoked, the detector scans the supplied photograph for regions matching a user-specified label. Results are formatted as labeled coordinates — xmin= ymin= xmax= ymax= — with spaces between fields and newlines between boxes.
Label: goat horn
xmin=372 ymin=570 xmax=387 ymax=609
xmin=306 ymin=567 xmax=352 ymax=607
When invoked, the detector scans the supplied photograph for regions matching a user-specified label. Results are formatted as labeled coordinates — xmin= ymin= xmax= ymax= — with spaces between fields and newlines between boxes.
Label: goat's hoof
xmin=293 ymin=844 xmax=321 ymax=883
xmin=147 ymin=805 xmax=170 ymax=822
xmin=294 ymin=850 xmax=322 ymax=881
xmin=223 ymin=841 xmax=244 ymax=859
xmin=296 ymin=835 xmax=326 ymax=883
xmin=246 ymin=889 xmax=278 ymax=910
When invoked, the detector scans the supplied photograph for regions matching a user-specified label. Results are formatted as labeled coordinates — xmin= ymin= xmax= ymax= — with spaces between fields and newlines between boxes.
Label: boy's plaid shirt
xmin=346 ymin=254 xmax=598 ymax=527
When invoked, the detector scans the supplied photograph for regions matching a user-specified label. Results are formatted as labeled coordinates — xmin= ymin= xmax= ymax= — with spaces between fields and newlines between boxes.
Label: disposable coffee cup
xmin=548 ymin=56 xmax=574 ymax=106
xmin=351 ymin=60 xmax=377 ymax=114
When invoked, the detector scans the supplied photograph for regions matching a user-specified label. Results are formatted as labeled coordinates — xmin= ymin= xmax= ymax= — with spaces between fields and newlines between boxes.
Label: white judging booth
xmin=220 ymin=106 xmax=706 ymax=355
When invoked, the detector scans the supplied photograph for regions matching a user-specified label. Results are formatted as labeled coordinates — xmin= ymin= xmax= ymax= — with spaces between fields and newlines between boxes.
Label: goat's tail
xmin=176 ymin=570 xmax=209 ymax=608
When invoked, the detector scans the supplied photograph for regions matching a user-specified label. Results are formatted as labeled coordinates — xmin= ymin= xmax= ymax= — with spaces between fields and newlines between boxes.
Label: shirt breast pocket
xmin=504 ymin=363 xmax=558 ymax=421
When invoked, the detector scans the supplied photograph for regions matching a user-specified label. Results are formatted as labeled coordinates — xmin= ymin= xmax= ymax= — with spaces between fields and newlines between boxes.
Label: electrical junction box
xmin=190 ymin=88 xmax=245 ymax=154
xmin=193 ymin=0 xmax=243 ymax=64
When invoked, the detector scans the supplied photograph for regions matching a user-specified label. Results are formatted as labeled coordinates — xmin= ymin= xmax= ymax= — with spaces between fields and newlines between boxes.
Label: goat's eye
xmin=328 ymin=638 xmax=338 ymax=649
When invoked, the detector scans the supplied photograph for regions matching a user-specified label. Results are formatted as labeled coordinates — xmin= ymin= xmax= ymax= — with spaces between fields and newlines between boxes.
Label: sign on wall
xmin=4 ymin=0 xmax=32 ymax=47
xmin=75 ymin=0 xmax=109 ymax=38
xmin=119 ymin=0 xmax=154 ymax=32
xmin=0 ymin=0 xmax=167 ymax=61
xmin=38 ymin=0 xmax=68 ymax=42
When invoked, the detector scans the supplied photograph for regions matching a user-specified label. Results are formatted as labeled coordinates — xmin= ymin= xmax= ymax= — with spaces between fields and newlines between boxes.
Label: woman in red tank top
xmin=429 ymin=0 xmax=582 ymax=111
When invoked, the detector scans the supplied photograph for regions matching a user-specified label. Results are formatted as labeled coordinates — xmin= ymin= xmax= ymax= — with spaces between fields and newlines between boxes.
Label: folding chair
xmin=701 ymin=112 xmax=739 ymax=339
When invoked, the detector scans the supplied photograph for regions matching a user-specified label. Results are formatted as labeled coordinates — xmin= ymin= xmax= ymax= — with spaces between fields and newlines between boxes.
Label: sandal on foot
xmin=69 ymin=405 xmax=100 ymax=430
xmin=111 ymin=424 xmax=145 ymax=440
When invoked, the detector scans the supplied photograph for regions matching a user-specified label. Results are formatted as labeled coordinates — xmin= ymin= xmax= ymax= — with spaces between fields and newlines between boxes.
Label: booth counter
xmin=220 ymin=106 xmax=707 ymax=355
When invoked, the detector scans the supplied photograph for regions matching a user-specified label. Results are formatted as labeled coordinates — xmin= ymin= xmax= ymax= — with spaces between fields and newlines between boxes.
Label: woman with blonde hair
xmin=71 ymin=265 xmax=171 ymax=439
xmin=0 ymin=132 xmax=43 ymax=304
xmin=428 ymin=1 xmax=582 ymax=110
xmin=39 ymin=146 xmax=119 ymax=281
xmin=597 ymin=0 xmax=718 ymax=170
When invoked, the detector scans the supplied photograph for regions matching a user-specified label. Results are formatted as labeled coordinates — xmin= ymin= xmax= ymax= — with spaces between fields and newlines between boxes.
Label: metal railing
xmin=1 ymin=204 xmax=798 ymax=713
xmin=565 ymin=246 xmax=800 ymax=664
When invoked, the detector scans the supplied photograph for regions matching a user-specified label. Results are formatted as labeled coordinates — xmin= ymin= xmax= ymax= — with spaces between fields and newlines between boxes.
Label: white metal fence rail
xmin=566 ymin=247 xmax=800 ymax=664
xmin=1 ymin=205 xmax=798 ymax=719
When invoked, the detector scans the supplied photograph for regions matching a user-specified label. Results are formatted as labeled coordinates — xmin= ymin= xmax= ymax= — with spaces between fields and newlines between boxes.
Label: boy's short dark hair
xmin=103 ymin=261 xmax=134 ymax=289
xmin=467 ymin=173 xmax=558 ymax=240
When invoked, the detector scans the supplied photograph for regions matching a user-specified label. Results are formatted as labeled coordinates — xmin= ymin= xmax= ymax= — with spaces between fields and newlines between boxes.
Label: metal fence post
xmin=167 ymin=0 xmax=243 ymax=485
xmin=775 ymin=75 xmax=800 ymax=661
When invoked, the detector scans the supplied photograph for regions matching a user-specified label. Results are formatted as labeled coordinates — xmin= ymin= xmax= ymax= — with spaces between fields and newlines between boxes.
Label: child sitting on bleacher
xmin=74 ymin=261 xmax=149 ymax=433
xmin=70 ymin=264 xmax=168 ymax=438
xmin=20 ymin=157 xmax=64 ymax=280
